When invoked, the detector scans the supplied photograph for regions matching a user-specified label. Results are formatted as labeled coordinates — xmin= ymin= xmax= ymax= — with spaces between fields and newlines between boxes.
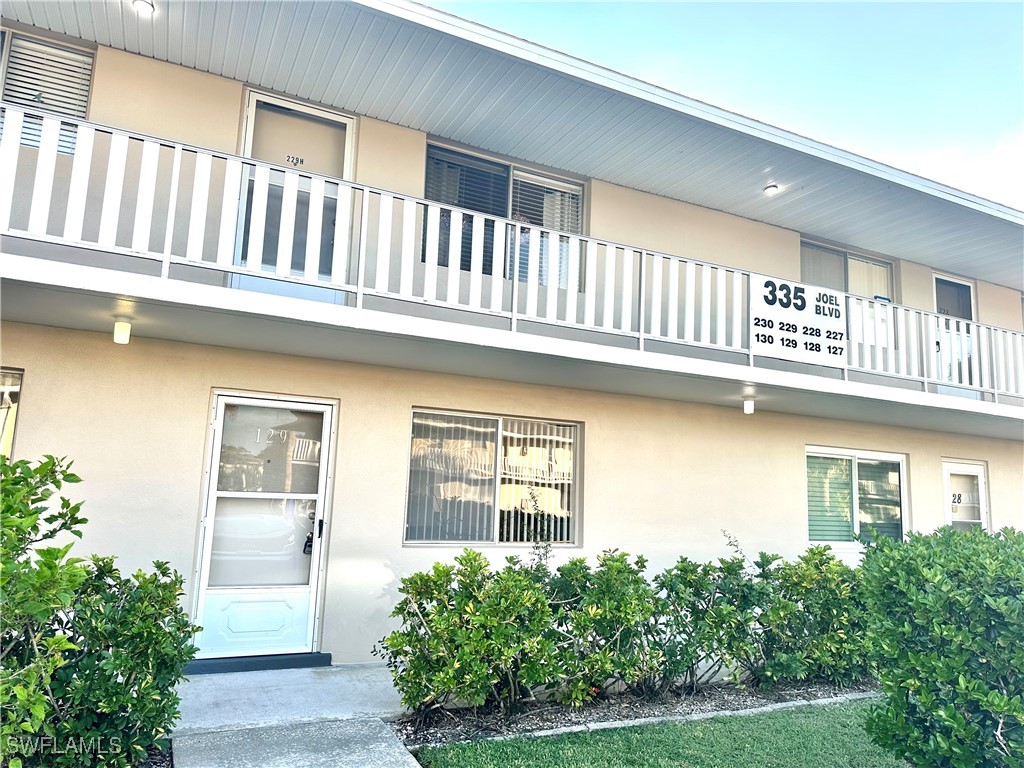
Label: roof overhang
xmin=2 ymin=0 xmax=1022 ymax=289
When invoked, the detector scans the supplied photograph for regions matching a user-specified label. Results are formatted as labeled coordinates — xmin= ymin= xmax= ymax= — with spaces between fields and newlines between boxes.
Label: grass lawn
xmin=416 ymin=700 xmax=907 ymax=768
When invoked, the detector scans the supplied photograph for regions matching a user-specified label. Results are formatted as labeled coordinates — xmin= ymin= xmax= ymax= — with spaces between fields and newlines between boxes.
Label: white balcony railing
xmin=1 ymin=104 xmax=1022 ymax=402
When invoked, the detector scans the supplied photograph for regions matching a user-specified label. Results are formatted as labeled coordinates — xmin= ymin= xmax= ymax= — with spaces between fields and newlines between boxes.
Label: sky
xmin=426 ymin=1 xmax=1024 ymax=210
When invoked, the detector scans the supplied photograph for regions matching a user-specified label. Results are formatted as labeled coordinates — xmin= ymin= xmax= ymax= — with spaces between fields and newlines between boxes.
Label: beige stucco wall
xmin=588 ymin=180 xmax=801 ymax=279
xmin=354 ymin=117 xmax=426 ymax=198
xmin=977 ymin=280 xmax=1024 ymax=331
xmin=3 ymin=322 xmax=1021 ymax=664
xmin=89 ymin=47 xmax=244 ymax=153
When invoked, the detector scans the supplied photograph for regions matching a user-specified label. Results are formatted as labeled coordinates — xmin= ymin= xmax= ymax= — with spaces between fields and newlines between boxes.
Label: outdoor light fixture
xmin=762 ymin=183 xmax=780 ymax=197
xmin=742 ymin=396 xmax=755 ymax=415
xmin=113 ymin=316 xmax=132 ymax=345
xmin=132 ymin=0 xmax=155 ymax=17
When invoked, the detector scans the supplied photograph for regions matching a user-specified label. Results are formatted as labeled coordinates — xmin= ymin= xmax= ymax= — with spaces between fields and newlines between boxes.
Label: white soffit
xmin=2 ymin=0 xmax=1021 ymax=290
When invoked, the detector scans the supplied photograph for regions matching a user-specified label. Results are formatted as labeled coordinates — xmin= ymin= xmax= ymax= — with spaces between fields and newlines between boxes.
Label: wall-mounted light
xmin=762 ymin=183 xmax=781 ymax=197
xmin=113 ymin=316 xmax=133 ymax=345
xmin=132 ymin=0 xmax=156 ymax=17
xmin=742 ymin=396 xmax=755 ymax=415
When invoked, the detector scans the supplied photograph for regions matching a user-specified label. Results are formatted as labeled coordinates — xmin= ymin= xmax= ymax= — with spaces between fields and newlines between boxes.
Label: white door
xmin=235 ymin=92 xmax=353 ymax=282
xmin=942 ymin=461 xmax=989 ymax=532
xmin=195 ymin=394 xmax=334 ymax=658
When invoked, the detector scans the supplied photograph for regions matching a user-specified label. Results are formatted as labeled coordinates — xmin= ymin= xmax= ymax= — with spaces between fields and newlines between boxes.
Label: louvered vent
xmin=2 ymin=34 xmax=93 ymax=151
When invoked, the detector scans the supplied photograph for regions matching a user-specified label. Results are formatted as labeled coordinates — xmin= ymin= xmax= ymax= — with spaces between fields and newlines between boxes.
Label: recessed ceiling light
xmin=132 ymin=0 xmax=155 ymax=16
xmin=763 ymin=183 xmax=781 ymax=197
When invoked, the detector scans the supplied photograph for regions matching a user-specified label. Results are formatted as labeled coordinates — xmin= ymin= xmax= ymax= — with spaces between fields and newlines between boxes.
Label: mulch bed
xmin=137 ymin=744 xmax=173 ymax=768
xmin=389 ymin=679 xmax=879 ymax=751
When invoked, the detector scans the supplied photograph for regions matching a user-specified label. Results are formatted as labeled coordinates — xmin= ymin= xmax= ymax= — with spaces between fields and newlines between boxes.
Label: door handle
xmin=318 ymin=519 xmax=324 ymax=539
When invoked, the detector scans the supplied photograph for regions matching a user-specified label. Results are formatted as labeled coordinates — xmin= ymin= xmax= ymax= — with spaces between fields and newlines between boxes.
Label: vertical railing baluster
xmin=132 ymin=138 xmax=158 ymax=253
xmin=246 ymin=165 xmax=269 ymax=272
xmin=525 ymin=227 xmax=540 ymax=317
xmin=490 ymin=221 xmax=506 ymax=312
xmin=375 ymin=193 xmax=393 ymax=292
xmin=683 ymin=261 xmax=696 ymax=343
xmin=63 ymin=124 xmax=94 ymax=243
xmin=28 ymin=116 xmax=60 ymax=236
xmin=0 ymin=107 xmax=24 ymax=230
xmin=544 ymin=233 xmax=558 ymax=321
xmin=304 ymin=177 xmax=325 ymax=282
xmin=399 ymin=198 xmax=416 ymax=297
xmin=160 ymin=145 xmax=182 ymax=277
xmin=469 ymin=214 xmax=484 ymax=309
xmin=98 ymin=132 xmax=129 ymax=248
xmin=331 ymin=184 xmax=353 ymax=286
xmin=601 ymin=245 xmax=617 ymax=330
xmin=715 ymin=266 xmax=727 ymax=346
xmin=699 ymin=263 xmax=711 ymax=344
xmin=583 ymin=240 xmax=597 ymax=326
xmin=730 ymin=270 xmax=743 ymax=349
xmin=648 ymin=254 xmax=663 ymax=338
xmin=446 ymin=209 xmax=462 ymax=304
xmin=565 ymin=235 xmax=580 ymax=323
xmin=620 ymin=248 xmax=634 ymax=333
xmin=423 ymin=205 xmax=440 ymax=302
xmin=186 ymin=151 xmax=212 ymax=262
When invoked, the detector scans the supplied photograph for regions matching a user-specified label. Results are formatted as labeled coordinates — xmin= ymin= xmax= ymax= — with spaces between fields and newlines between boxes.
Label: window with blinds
xmin=800 ymin=242 xmax=892 ymax=301
xmin=405 ymin=410 xmax=578 ymax=544
xmin=807 ymin=449 xmax=903 ymax=543
xmin=424 ymin=145 xmax=584 ymax=277
xmin=1 ymin=33 xmax=93 ymax=152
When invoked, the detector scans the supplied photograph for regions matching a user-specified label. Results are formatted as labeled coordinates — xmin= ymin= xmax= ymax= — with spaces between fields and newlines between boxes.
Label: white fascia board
xmin=356 ymin=0 xmax=1023 ymax=224
xmin=4 ymin=255 xmax=1022 ymax=429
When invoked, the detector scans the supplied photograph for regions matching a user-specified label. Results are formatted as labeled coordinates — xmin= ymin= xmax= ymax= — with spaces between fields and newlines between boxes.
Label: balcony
xmin=1 ymin=103 xmax=1022 ymax=419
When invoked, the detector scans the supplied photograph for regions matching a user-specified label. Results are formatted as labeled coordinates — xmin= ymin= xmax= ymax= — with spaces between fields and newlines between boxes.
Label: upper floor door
xmin=235 ymin=92 xmax=355 ymax=281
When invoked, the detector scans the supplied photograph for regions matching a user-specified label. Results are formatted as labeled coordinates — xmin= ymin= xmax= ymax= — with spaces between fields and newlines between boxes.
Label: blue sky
xmin=426 ymin=2 xmax=1024 ymax=209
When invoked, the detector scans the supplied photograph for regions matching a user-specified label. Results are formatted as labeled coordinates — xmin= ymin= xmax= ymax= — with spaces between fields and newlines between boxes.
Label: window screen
xmin=405 ymin=411 xmax=577 ymax=543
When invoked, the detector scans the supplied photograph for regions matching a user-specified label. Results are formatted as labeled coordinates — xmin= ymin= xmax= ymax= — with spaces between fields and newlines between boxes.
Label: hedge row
xmin=378 ymin=527 xmax=1024 ymax=768
xmin=375 ymin=542 xmax=869 ymax=718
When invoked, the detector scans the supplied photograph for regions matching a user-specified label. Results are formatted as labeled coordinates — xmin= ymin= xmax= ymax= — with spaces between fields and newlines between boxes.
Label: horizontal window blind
xmin=1 ymin=34 xmax=92 ymax=152
xmin=425 ymin=145 xmax=509 ymax=218
xmin=511 ymin=172 xmax=582 ymax=235
xmin=807 ymin=455 xmax=854 ymax=542
xmin=406 ymin=412 xmax=498 ymax=542
xmin=405 ymin=411 xmax=577 ymax=544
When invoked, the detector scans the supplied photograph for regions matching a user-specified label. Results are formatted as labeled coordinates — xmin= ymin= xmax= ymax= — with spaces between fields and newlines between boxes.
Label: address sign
xmin=748 ymin=275 xmax=848 ymax=369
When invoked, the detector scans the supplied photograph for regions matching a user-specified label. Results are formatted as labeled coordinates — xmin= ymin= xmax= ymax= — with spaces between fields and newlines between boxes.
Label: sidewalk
xmin=172 ymin=664 xmax=418 ymax=768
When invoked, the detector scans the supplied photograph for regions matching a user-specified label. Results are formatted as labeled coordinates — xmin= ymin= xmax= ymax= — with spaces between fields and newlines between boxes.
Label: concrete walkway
xmin=172 ymin=664 xmax=418 ymax=768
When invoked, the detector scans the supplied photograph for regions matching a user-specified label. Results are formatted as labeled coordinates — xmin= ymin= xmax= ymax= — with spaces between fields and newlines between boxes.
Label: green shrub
xmin=861 ymin=527 xmax=1024 ymax=767
xmin=0 ymin=456 xmax=197 ymax=768
xmin=549 ymin=551 xmax=664 ymax=703
xmin=375 ymin=549 xmax=558 ymax=720
xmin=776 ymin=546 xmax=868 ymax=686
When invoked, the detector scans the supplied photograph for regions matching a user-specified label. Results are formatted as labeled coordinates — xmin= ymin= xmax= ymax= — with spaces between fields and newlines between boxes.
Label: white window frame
xmin=806 ymin=445 xmax=908 ymax=544
xmin=942 ymin=460 xmax=989 ymax=531
xmin=933 ymin=273 xmax=975 ymax=321
xmin=240 ymin=89 xmax=357 ymax=182
xmin=425 ymin=141 xmax=585 ymax=234
xmin=800 ymin=239 xmax=895 ymax=301
xmin=403 ymin=408 xmax=581 ymax=546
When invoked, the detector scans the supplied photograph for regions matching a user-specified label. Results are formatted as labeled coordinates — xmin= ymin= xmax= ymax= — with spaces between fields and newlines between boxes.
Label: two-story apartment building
xmin=1 ymin=0 xmax=1021 ymax=669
